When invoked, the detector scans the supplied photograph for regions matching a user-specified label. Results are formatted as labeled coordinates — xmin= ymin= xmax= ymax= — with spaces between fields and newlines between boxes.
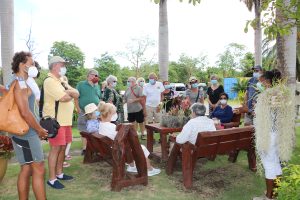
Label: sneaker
xmin=57 ymin=174 xmax=74 ymax=181
xmin=148 ymin=168 xmax=161 ymax=176
xmin=47 ymin=180 xmax=65 ymax=189
xmin=63 ymin=162 xmax=70 ymax=168
xmin=126 ymin=165 xmax=138 ymax=173
xmin=253 ymin=195 xmax=274 ymax=200
xmin=65 ymin=155 xmax=72 ymax=161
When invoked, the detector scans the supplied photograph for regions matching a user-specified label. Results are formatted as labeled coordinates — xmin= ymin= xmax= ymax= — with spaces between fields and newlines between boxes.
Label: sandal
xmin=63 ymin=162 xmax=70 ymax=168
xmin=65 ymin=155 xmax=72 ymax=161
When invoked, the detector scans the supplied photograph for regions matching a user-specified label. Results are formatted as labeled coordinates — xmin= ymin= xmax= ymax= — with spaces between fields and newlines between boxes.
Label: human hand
xmin=127 ymin=99 xmax=135 ymax=104
xmin=233 ymin=109 xmax=240 ymax=114
xmin=37 ymin=128 xmax=48 ymax=140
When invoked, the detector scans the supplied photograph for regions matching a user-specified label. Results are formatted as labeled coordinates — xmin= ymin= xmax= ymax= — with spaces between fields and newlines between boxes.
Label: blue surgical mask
xmin=191 ymin=83 xmax=198 ymax=88
xmin=256 ymin=82 xmax=265 ymax=92
xmin=253 ymin=72 xmax=261 ymax=78
xmin=59 ymin=67 xmax=67 ymax=76
xmin=139 ymin=82 xmax=144 ymax=87
xmin=211 ymin=80 xmax=218 ymax=85
xmin=127 ymin=82 xmax=131 ymax=87
xmin=95 ymin=111 xmax=101 ymax=117
xmin=149 ymin=79 xmax=156 ymax=85
xmin=164 ymin=85 xmax=172 ymax=89
xmin=112 ymin=82 xmax=117 ymax=88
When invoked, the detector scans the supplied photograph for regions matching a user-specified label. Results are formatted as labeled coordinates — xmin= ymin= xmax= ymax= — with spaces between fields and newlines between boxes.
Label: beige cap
xmin=49 ymin=56 xmax=67 ymax=66
xmin=189 ymin=76 xmax=197 ymax=82
xmin=83 ymin=103 xmax=98 ymax=115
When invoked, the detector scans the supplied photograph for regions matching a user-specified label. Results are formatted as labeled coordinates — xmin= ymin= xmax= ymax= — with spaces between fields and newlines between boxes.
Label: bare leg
xmin=31 ymin=162 xmax=46 ymax=200
xmin=56 ymin=145 xmax=66 ymax=175
xmin=82 ymin=137 xmax=87 ymax=150
xmin=146 ymin=158 xmax=153 ymax=170
xmin=138 ymin=122 xmax=145 ymax=136
xmin=266 ymin=179 xmax=275 ymax=199
xmin=17 ymin=164 xmax=32 ymax=200
xmin=48 ymin=145 xmax=61 ymax=180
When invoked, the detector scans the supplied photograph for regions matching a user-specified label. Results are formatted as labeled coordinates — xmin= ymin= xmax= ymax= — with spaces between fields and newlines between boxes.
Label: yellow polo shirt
xmin=43 ymin=73 xmax=74 ymax=126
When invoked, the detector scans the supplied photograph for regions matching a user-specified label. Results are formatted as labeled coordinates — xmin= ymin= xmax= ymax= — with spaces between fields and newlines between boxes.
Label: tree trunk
xmin=254 ymin=0 xmax=262 ymax=66
xmin=0 ymin=0 xmax=14 ymax=85
xmin=276 ymin=0 xmax=297 ymax=86
xmin=159 ymin=0 xmax=169 ymax=81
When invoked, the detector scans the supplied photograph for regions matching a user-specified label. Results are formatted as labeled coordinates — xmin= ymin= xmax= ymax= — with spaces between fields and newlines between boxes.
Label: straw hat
xmin=84 ymin=103 xmax=98 ymax=115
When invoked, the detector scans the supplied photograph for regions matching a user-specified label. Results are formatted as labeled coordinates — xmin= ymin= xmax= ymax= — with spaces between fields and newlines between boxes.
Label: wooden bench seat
xmin=166 ymin=126 xmax=256 ymax=189
xmin=81 ymin=124 xmax=148 ymax=191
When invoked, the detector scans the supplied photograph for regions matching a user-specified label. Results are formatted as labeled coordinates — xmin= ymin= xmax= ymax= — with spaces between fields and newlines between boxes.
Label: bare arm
xmin=65 ymin=89 xmax=79 ymax=99
xmin=74 ymin=98 xmax=81 ymax=113
xmin=14 ymin=82 xmax=48 ymax=138
xmin=59 ymin=94 xmax=73 ymax=102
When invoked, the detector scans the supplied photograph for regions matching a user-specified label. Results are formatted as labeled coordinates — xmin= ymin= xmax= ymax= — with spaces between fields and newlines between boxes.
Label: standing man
xmin=143 ymin=72 xmax=165 ymax=124
xmin=124 ymin=77 xmax=146 ymax=139
xmin=75 ymin=69 xmax=101 ymax=155
xmin=243 ymin=65 xmax=263 ymax=126
xmin=43 ymin=56 xmax=79 ymax=189
xmin=8 ymin=51 xmax=48 ymax=200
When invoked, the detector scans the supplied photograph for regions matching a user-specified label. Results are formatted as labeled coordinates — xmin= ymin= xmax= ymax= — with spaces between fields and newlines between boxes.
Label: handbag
xmin=0 ymin=80 xmax=29 ymax=135
xmin=39 ymin=77 xmax=60 ymax=138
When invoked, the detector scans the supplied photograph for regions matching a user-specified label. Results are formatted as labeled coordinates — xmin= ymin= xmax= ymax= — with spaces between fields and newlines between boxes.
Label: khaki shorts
xmin=146 ymin=106 xmax=161 ymax=124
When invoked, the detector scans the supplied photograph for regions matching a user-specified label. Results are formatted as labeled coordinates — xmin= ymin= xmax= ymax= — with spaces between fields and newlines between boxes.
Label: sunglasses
xmin=90 ymin=74 xmax=98 ymax=77
xmin=113 ymin=81 xmax=117 ymax=83
xmin=219 ymin=98 xmax=227 ymax=100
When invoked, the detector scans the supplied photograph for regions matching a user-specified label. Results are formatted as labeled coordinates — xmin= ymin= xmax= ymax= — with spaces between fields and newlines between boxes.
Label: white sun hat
xmin=83 ymin=103 xmax=98 ymax=115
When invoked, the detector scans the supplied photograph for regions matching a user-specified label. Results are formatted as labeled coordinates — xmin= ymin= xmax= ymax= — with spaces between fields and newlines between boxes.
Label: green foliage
xmin=49 ymin=41 xmax=86 ymax=87
xmin=275 ymin=163 xmax=300 ymax=200
xmin=231 ymin=78 xmax=249 ymax=93
xmin=240 ymin=52 xmax=255 ymax=77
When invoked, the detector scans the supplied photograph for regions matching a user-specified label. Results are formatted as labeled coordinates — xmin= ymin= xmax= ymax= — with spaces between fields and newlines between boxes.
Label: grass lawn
xmin=1 ymin=127 xmax=299 ymax=200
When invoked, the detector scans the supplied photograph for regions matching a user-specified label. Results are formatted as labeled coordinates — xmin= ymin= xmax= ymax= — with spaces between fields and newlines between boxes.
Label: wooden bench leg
xmin=228 ymin=150 xmax=240 ymax=163
xmin=247 ymin=150 xmax=257 ymax=172
xmin=182 ymin=144 xmax=194 ymax=189
xmin=166 ymin=143 xmax=180 ymax=175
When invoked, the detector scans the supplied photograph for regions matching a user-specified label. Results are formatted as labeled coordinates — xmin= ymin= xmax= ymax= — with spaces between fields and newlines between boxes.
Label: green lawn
xmin=1 ymin=128 xmax=299 ymax=200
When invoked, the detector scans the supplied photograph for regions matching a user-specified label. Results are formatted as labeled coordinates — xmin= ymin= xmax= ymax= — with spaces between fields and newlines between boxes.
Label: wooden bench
xmin=222 ymin=113 xmax=241 ymax=129
xmin=166 ymin=126 xmax=256 ymax=189
xmin=81 ymin=123 xmax=148 ymax=191
xmin=80 ymin=131 xmax=103 ymax=164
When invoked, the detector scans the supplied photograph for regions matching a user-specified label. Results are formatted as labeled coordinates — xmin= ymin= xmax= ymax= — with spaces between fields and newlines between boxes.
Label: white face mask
xmin=27 ymin=66 xmax=38 ymax=78
xmin=59 ymin=67 xmax=67 ymax=76
xmin=253 ymin=72 xmax=261 ymax=78
xmin=220 ymin=99 xmax=227 ymax=105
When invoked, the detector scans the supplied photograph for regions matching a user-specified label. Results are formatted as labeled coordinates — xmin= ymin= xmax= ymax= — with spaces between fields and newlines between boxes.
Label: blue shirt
xmin=211 ymin=105 xmax=233 ymax=123
xmin=246 ymin=77 xmax=258 ymax=111
xmin=86 ymin=119 xmax=100 ymax=133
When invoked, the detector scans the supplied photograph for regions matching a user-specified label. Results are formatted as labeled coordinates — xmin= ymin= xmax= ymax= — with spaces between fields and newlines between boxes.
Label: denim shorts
xmin=11 ymin=134 xmax=44 ymax=165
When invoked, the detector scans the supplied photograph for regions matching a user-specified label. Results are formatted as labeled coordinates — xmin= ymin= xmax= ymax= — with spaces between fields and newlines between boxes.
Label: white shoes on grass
xmin=126 ymin=166 xmax=161 ymax=176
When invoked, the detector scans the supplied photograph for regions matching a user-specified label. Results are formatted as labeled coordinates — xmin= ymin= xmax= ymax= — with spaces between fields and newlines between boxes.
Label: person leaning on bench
xmin=176 ymin=103 xmax=216 ymax=145
xmin=97 ymin=101 xmax=161 ymax=176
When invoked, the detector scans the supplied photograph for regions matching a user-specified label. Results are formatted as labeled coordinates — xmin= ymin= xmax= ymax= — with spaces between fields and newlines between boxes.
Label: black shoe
xmin=81 ymin=149 xmax=86 ymax=156
xmin=47 ymin=180 xmax=65 ymax=189
xmin=57 ymin=174 xmax=74 ymax=181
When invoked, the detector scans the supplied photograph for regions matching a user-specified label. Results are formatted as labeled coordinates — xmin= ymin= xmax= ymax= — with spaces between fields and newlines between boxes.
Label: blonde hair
xmin=136 ymin=77 xmax=145 ymax=84
xmin=98 ymin=101 xmax=116 ymax=119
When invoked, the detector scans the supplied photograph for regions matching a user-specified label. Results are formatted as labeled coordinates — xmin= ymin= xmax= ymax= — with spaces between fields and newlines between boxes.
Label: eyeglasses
xmin=127 ymin=81 xmax=132 ymax=83
xmin=219 ymin=98 xmax=227 ymax=100
xmin=190 ymin=81 xmax=198 ymax=84
xmin=113 ymin=81 xmax=117 ymax=83
xmin=90 ymin=74 xmax=98 ymax=77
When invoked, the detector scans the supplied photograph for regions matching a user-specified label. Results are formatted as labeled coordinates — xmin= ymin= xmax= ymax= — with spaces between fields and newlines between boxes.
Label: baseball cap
xmin=49 ymin=56 xmax=67 ymax=66
xmin=252 ymin=65 xmax=262 ymax=71
xmin=189 ymin=76 xmax=197 ymax=82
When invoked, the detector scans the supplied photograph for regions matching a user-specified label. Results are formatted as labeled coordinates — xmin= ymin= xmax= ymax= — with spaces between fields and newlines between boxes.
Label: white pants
xmin=260 ymin=132 xmax=282 ymax=179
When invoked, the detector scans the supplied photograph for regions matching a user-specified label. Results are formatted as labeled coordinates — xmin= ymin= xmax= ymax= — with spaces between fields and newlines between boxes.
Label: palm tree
xmin=241 ymin=0 xmax=262 ymax=66
xmin=0 ymin=0 xmax=14 ymax=85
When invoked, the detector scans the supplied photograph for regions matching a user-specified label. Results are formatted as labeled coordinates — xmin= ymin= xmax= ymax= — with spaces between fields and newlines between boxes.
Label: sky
xmin=12 ymin=0 xmax=255 ymax=69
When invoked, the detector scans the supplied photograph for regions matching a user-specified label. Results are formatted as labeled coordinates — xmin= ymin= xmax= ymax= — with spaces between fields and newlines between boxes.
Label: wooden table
xmin=145 ymin=123 xmax=182 ymax=162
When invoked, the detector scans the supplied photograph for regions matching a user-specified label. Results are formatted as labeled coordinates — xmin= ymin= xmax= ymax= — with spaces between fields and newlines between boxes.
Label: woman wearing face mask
xmin=211 ymin=93 xmax=233 ymax=124
xmin=185 ymin=77 xmax=204 ymax=106
xmin=207 ymin=75 xmax=224 ymax=116
xmin=162 ymin=81 xmax=175 ymax=113
xmin=103 ymin=75 xmax=124 ymax=123
xmin=26 ymin=61 xmax=41 ymax=102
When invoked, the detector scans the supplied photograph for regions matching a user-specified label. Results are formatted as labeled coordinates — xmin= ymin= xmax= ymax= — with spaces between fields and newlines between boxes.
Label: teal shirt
xmin=76 ymin=80 xmax=101 ymax=111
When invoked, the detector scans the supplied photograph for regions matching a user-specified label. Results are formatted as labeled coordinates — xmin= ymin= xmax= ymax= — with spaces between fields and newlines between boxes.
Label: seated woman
xmin=97 ymin=101 xmax=161 ymax=177
xmin=176 ymin=103 xmax=216 ymax=145
xmin=211 ymin=93 xmax=233 ymax=124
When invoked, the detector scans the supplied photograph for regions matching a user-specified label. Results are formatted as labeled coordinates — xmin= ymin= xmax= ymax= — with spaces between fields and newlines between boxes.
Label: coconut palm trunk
xmin=276 ymin=0 xmax=297 ymax=86
xmin=254 ymin=0 xmax=262 ymax=66
xmin=0 ymin=0 xmax=14 ymax=85
xmin=159 ymin=0 xmax=169 ymax=81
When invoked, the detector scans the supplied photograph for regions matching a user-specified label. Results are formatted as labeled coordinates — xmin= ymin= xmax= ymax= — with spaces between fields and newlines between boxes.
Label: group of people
xmin=0 ymin=50 xmax=293 ymax=200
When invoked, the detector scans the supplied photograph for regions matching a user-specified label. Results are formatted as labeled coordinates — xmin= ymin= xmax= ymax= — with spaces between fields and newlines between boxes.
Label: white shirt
xmin=98 ymin=122 xmax=117 ymax=140
xmin=143 ymin=81 xmax=165 ymax=107
xmin=176 ymin=116 xmax=216 ymax=145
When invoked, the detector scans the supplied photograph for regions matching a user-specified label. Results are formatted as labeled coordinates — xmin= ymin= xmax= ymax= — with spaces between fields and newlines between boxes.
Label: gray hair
xmin=128 ymin=77 xmax=136 ymax=82
xmin=49 ymin=63 xmax=55 ymax=71
xmin=190 ymin=103 xmax=206 ymax=117
xmin=87 ymin=69 xmax=98 ymax=76
xmin=106 ymin=75 xmax=117 ymax=84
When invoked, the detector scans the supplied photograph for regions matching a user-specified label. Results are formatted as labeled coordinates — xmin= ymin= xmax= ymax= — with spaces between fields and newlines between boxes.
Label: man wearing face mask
xmin=75 ymin=69 xmax=101 ymax=155
xmin=42 ymin=56 xmax=79 ymax=189
xmin=243 ymin=65 xmax=263 ymax=126
xmin=143 ymin=72 xmax=165 ymax=124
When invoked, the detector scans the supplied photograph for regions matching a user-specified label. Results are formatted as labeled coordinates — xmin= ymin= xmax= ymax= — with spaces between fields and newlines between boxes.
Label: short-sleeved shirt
xmin=207 ymin=85 xmax=224 ymax=104
xmin=99 ymin=122 xmax=117 ymax=140
xmin=143 ymin=81 xmax=165 ymax=107
xmin=186 ymin=89 xmax=203 ymax=104
xmin=43 ymin=73 xmax=74 ymax=126
xmin=246 ymin=77 xmax=258 ymax=111
xmin=124 ymin=84 xmax=143 ymax=113
xmin=176 ymin=116 xmax=216 ymax=145
xmin=76 ymin=80 xmax=101 ymax=111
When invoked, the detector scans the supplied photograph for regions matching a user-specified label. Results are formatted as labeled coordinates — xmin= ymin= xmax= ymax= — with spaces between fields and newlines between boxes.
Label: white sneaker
xmin=148 ymin=168 xmax=161 ymax=176
xmin=126 ymin=165 xmax=138 ymax=173
xmin=253 ymin=195 xmax=274 ymax=200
